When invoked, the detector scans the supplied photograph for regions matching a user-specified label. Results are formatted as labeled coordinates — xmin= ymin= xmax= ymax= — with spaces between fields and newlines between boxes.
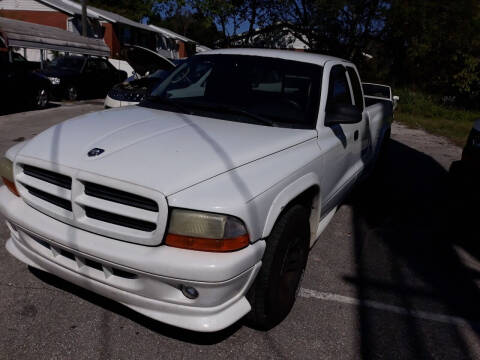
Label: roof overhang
xmin=0 ymin=17 xmax=110 ymax=57
xmin=148 ymin=25 xmax=196 ymax=44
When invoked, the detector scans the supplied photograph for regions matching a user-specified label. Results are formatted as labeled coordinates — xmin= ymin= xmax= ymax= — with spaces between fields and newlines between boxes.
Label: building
xmin=148 ymin=24 xmax=197 ymax=59
xmin=0 ymin=0 xmax=193 ymax=59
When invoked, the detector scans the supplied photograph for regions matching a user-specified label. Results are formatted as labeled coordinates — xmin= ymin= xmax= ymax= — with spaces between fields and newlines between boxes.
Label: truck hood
xmin=17 ymin=106 xmax=317 ymax=196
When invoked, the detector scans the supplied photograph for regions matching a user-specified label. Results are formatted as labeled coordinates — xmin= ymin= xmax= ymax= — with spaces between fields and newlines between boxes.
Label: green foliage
xmin=149 ymin=10 xmax=222 ymax=47
xmin=380 ymin=0 xmax=480 ymax=109
xmin=87 ymin=0 xmax=480 ymax=109
xmin=395 ymin=88 xmax=480 ymax=146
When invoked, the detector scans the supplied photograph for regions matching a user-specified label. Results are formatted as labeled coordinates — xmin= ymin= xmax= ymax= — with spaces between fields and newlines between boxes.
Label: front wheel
xmin=246 ymin=204 xmax=310 ymax=330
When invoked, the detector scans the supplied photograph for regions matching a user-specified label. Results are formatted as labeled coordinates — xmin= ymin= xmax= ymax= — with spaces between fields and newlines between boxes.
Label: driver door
xmin=318 ymin=64 xmax=363 ymax=214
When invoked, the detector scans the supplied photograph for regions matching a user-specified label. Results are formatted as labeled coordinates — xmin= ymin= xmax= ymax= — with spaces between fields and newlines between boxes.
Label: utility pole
xmin=81 ymin=0 xmax=88 ymax=36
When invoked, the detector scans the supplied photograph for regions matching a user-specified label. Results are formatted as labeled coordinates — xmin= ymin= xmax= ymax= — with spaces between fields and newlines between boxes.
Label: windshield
xmin=47 ymin=57 xmax=84 ymax=71
xmin=148 ymin=69 xmax=171 ymax=79
xmin=143 ymin=54 xmax=322 ymax=128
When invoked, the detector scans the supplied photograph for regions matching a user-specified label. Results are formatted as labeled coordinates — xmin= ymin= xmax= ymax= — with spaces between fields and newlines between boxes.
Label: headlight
xmin=0 ymin=157 xmax=19 ymax=196
xmin=48 ymin=77 xmax=61 ymax=85
xmin=165 ymin=209 xmax=249 ymax=252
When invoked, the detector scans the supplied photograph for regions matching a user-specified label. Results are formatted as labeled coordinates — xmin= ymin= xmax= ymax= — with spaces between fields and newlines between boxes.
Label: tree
xmin=149 ymin=9 xmax=222 ymax=47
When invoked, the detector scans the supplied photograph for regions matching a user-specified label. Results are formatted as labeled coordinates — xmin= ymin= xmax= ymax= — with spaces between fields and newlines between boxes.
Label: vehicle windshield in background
xmin=144 ymin=54 xmax=322 ymax=129
xmin=148 ymin=69 xmax=171 ymax=80
xmin=47 ymin=57 xmax=84 ymax=71
xmin=363 ymin=83 xmax=390 ymax=99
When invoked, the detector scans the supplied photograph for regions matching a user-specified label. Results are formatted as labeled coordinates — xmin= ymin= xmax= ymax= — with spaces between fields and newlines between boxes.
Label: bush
xmin=394 ymin=88 xmax=480 ymax=146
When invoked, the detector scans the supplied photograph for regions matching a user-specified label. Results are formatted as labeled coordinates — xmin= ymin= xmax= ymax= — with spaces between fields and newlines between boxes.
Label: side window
xmin=97 ymin=60 xmax=109 ymax=71
xmin=346 ymin=67 xmax=364 ymax=110
xmin=86 ymin=59 xmax=96 ymax=72
xmin=327 ymin=65 xmax=352 ymax=106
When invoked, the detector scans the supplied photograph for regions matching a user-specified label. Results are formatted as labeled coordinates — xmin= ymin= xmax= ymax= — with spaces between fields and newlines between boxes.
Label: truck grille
xmin=23 ymin=165 xmax=72 ymax=189
xmin=85 ymin=206 xmax=157 ymax=232
xmin=84 ymin=182 xmax=158 ymax=211
xmin=14 ymin=162 xmax=167 ymax=246
xmin=24 ymin=185 xmax=72 ymax=211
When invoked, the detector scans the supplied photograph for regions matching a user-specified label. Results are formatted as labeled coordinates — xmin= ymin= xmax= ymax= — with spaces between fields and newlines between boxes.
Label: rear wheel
xmin=246 ymin=204 xmax=310 ymax=330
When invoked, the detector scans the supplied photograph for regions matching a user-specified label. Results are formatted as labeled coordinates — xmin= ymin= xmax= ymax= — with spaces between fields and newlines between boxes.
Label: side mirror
xmin=325 ymin=103 xmax=362 ymax=125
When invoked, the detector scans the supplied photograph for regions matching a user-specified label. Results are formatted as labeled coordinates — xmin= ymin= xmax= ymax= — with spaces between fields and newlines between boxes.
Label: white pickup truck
xmin=0 ymin=49 xmax=392 ymax=332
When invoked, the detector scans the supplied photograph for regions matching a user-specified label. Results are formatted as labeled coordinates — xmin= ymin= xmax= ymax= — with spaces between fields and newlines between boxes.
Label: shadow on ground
xmin=347 ymin=139 xmax=480 ymax=359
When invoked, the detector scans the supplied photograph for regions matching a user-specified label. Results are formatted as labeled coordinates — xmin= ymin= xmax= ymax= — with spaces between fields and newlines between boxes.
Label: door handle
xmin=354 ymin=130 xmax=359 ymax=141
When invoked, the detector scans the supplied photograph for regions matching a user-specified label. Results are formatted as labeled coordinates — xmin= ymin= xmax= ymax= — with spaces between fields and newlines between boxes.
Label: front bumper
xmin=0 ymin=186 xmax=265 ymax=332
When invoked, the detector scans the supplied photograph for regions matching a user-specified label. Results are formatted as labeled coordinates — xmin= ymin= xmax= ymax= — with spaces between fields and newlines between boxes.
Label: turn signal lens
xmin=2 ymin=177 xmax=19 ymax=197
xmin=0 ymin=157 xmax=19 ymax=197
xmin=166 ymin=233 xmax=249 ymax=252
xmin=165 ymin=209 xmax=249 ymax=252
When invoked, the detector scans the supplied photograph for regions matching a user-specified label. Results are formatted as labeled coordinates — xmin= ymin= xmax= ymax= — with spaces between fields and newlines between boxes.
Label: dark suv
xmin=39 ymin=56 xmax=127 ymax=101
xmin=0 ymin=51 xmax=51 ymax=110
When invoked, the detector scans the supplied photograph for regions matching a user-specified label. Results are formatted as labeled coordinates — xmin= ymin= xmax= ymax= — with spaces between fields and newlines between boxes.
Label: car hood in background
xmin=17 ymin=106 xmax=317 ymax=196
xmin=125 ymin=45 xmax=176 ymax=77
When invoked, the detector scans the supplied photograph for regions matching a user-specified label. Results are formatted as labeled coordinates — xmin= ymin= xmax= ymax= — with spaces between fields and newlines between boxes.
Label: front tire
xmin=246 ymin=204 xmax=310 ymax=330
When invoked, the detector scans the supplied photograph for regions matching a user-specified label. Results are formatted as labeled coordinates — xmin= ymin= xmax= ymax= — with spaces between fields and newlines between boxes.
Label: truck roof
xmin=198 ymin=48 xmax=349 ymax=67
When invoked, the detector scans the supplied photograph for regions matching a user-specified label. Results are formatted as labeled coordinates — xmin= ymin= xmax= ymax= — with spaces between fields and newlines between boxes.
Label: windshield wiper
xmin=176 ymin=101 xmax=277 ymax=127
xmin=144 ymin=96 xmax=193 ymax=114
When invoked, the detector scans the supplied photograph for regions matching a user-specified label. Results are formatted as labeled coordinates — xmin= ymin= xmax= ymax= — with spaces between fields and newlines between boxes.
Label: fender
xmin=262 ymin=172 xmax=321 ymax=241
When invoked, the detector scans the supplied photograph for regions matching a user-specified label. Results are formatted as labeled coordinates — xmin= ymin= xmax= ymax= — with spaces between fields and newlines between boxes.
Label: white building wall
xmin=0 ymin=0 xmax=55 ymax=11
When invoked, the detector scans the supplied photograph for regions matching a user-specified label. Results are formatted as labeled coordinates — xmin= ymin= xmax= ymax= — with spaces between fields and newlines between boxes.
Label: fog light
xmin=180 ymin=285 xmax=199 ymax=299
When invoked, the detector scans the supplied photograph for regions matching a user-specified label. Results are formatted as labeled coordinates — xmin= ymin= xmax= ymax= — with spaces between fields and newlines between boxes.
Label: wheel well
xmin=283 ymin=186 xmax=320 ymax=241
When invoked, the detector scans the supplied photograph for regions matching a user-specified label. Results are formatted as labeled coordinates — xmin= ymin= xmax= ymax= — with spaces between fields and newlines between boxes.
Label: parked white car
xmin=0 ymin=49 xmax=392 ymax=332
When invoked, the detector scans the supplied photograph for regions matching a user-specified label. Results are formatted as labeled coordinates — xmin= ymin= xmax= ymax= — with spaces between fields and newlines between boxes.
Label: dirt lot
xmin=0 ymin=103 xmax=479 ymax=359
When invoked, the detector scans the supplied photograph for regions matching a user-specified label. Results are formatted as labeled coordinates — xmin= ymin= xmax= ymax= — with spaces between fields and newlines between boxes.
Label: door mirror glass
xmin=325 ymin=103 xmax=362 ymax=125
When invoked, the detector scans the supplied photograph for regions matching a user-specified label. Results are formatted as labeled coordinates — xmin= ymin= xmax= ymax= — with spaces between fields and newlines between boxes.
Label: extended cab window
xmin=146 ymin=54 xmax=323 ymax=129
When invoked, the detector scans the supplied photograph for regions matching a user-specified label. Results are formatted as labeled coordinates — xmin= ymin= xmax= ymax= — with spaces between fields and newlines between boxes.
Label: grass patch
xmin=394 ymin=89 xmax=480 ymax=147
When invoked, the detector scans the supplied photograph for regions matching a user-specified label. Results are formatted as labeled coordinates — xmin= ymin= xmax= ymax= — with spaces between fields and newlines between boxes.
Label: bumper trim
xmin=6 ymin=236 xmax=261 ymax=332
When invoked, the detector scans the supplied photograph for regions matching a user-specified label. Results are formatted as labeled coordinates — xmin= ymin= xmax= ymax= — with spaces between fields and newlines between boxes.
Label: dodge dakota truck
xmin=0 ymin=49 xmax=392 ymax=332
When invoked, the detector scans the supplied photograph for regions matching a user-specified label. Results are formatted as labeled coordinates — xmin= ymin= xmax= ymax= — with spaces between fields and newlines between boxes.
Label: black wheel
xmin=34 ymin=87 xmax=49 ymax=108
xmin=66 ymin=85 xmax=79 ymax=101
xmin=246 ymin=204 xmax=310 ymax=330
